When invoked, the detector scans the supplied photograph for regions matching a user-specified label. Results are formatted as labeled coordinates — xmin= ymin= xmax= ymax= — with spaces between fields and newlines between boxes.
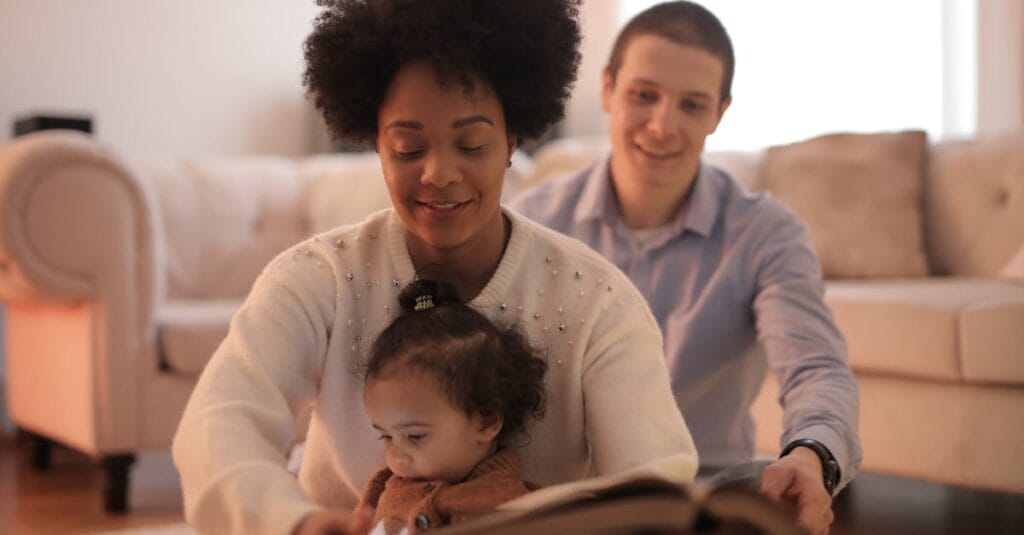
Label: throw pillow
xmin=302 ymin=152 xmax=392 ymax=234
xmin=1000 ymin=244 xmax=1024 ymax=280
xmin=759 ymin=130 xmax=930 ymax=278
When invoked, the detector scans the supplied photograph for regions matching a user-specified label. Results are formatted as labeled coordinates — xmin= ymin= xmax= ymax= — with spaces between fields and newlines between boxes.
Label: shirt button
xmin=415 ymin=514 xmax=431 ymax=528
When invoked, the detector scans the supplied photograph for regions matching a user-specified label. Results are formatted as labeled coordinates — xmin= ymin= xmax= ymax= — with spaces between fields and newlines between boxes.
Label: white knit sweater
xmin=172 ymin=208 xmax=697 ymax=535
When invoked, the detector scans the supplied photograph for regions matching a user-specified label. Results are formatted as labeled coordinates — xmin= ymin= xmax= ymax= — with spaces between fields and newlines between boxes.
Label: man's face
xmin=602 ymin=34 xmax=730 ymax=199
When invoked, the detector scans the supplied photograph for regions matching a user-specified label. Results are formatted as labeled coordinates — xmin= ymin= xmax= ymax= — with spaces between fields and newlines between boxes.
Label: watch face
xmin=825 ymin=459 xmax=840 ymax=494
xmin=782 ymin=439 xmax=839 ymax=493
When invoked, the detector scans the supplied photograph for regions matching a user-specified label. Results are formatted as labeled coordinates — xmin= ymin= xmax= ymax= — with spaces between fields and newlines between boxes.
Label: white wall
xmin=977 ymin=0 xmax=1024 ymax=137
xmin=2 ymin=1 xmax=1020 ymax=153
xmin=569 ymin=0 xmax=1024 ymax=142
xmin=562 ymin=2 xmax=617 ymax=138
xmin=0 ymin=0 xmax=322 ymax=157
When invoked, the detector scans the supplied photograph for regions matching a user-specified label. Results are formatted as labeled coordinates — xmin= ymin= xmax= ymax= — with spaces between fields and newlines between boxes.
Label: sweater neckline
xmin=466 ymin=448 xmax=520 ymax=480
xmin=385 ymin=208 xmax=529 ymax=309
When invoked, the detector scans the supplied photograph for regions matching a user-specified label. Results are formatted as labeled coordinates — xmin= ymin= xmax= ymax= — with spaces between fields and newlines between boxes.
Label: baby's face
xmin=363 ymin=370 xmax=499 ymax=483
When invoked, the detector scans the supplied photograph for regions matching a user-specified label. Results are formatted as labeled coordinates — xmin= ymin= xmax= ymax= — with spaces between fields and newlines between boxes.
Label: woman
xmin=172 ymin=2 xmax=697 ymax=534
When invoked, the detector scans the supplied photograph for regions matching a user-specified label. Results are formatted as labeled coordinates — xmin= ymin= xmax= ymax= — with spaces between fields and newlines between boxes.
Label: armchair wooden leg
xmin=32 ymin=434 xmax=55 ymax=471
xmin=15 ymin=428 xmax=54 ymax=471
xmin=101 ymin=454 xmax=136 ymax=514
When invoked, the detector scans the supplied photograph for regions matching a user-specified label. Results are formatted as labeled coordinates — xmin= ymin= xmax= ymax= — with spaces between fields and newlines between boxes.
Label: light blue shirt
xmin=510 ymin=155 xmax=861 ymax=491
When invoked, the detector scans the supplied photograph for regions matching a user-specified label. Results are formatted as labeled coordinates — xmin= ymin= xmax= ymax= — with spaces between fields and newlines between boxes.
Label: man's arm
xmin=749 ymin=204 xmax=862 ymax=535
xmin=750 ymin=204 xmax=861 ymax=490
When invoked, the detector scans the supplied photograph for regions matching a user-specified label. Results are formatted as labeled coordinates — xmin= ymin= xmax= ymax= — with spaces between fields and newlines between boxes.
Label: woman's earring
xmin=507 ymin=160 xmax=512 ymax=169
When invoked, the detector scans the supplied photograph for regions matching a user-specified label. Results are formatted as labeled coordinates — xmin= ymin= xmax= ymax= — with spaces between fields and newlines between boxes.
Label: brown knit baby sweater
xmin=359 ymin=449 xmax=532 ymax=533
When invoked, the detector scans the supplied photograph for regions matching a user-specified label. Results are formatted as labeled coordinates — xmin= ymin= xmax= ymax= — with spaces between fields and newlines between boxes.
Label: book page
xmin=496 ymin=453 xmax=698 ymax=512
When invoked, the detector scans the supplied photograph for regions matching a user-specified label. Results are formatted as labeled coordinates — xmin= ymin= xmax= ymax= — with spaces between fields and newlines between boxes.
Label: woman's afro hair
xmin=303 ymin=0 xmax=581 ymax=143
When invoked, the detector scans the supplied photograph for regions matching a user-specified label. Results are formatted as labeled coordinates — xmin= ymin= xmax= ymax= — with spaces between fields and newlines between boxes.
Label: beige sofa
xmin=0 ymin=129 xmax=1021 ymax=513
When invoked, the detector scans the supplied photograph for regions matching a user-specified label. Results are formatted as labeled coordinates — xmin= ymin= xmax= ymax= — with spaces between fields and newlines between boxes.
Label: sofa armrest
xmin=0 ymin=130 xmax=162 ymax=452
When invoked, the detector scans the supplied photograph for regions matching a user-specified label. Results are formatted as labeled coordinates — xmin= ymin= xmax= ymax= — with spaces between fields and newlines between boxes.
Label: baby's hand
xmin=293 ymin=507 xmax=375 ymax=535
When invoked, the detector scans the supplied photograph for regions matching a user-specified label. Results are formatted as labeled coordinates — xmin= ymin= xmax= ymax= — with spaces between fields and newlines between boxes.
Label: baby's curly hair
xmin=304 ymin=0 xmax=581 ymax=143
xmin=366 ymin=280 xmax=547 ymax=444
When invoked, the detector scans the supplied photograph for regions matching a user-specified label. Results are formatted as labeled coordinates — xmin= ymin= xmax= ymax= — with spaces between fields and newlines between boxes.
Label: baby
xmin=360 ymin=279 xmax=548 ymax=534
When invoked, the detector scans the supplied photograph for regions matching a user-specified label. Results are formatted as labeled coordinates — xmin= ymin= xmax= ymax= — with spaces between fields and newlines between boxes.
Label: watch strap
xmin=780 ymin=438 xmax=840 ymax=495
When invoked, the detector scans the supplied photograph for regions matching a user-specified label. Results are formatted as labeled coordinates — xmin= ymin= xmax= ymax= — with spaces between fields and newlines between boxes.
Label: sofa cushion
xmin=300 ymin=151 xmax=537 ymax=235
xmin=157 ymin=300 xmax=240 ymax=377
xmin=704 ymin=150 xmax=764 ymax=191
xmin=999 ymin=243 xmax=1024 ymax=280
xmin=926 ymin=132 xmax=1024 ymax=277
xmin=759 ymin=131 xmax=929 ymax=279
xmin=301 ymin=153 xmax=392 ymax=235
xmin=959 ymin=292 xmax=1024 ymax=384
xmin=134 ymin=156 xmax=309 ymax=300
xmin=527 ymin=135 xmax=609 ymax=188
xmin=825 ymin=278 xmax=1024 ymax=385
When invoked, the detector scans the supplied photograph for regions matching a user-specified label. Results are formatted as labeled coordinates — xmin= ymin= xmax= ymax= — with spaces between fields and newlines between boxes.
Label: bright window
xmin=618 ymin=1 xmax=975 ymax=150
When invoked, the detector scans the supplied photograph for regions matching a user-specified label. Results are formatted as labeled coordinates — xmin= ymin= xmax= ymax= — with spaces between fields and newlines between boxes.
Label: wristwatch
xmin=780 ymin=438 xmax=840 ymax=495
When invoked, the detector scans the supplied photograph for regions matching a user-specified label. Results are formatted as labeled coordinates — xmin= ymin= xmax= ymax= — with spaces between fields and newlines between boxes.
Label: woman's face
xmin=376 ymin=61 xmax=515 ymax=256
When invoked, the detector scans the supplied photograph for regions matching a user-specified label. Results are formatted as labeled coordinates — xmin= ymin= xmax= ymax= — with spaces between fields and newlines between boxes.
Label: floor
xmin=0 ymin=432 xmax=184 ymax=535
xmin=1 ymin=430 xmax=1022 ymax=534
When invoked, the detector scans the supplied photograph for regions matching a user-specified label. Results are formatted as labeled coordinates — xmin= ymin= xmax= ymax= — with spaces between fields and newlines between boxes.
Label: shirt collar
xmin=573 ymin=153 xmax=724 ymax=239
xmin=684 ymin=161 xmax=724 ymax=238
xmin=572 ymin=155 xmax=616 ymax=226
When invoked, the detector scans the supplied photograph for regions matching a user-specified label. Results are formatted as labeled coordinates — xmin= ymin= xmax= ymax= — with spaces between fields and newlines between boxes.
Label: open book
xmin=436 ymin=459 xmax=804 ymax=534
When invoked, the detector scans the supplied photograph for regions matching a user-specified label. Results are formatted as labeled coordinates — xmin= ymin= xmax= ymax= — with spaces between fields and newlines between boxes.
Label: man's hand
xmin=292 ymin=507 xmax=375 ymax=535
xmin=760 ymin=447 xmax=834 ymax=535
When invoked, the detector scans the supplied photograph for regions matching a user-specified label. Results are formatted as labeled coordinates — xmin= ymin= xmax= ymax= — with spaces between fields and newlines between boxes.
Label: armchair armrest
xmin=0 ymin=130 xmax=163 ymax=453
xmin=0 ymin=130 xmax=162 ymax=308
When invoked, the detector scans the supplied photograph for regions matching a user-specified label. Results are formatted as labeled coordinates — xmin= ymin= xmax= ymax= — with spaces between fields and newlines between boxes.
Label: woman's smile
xmin=416 ymin=198 xmax=473 ymax=217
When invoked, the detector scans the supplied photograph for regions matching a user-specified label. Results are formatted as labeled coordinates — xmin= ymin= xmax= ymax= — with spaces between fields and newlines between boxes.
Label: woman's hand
xmin=759 ymin=448 xmax=834 ymax=535
xmin=292 ymin=507 xmax=375 ymax=535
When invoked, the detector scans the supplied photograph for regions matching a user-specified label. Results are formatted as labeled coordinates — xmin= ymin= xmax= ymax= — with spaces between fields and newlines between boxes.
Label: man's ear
xmin=709 ymin=95 xmax=732 ymax=135
xmin=601 ymin=68 xmax=614 ymax=114
xmin=475 ymin=414 xmax=503 ymax=444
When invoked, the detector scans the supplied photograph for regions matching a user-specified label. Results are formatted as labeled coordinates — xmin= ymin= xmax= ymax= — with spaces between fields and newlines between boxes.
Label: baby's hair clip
xmin=414 ymin=294 xmax=435 ymax=311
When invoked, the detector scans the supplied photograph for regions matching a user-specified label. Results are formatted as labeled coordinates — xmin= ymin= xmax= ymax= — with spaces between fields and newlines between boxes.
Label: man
xmin=510 ymin=3 xmax=861 ymax=534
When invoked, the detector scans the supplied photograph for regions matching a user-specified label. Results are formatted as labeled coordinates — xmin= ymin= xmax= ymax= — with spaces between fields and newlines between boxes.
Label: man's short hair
xmin=606 ymin=1 xmax=735 ymax=101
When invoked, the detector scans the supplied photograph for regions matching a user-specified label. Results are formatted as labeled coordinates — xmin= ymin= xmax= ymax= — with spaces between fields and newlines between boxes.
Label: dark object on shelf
xmin=13 ymin=114 xmax=93 ymax=137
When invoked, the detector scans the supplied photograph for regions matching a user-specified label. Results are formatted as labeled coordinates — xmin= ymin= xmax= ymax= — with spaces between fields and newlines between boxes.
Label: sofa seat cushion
xmin=825 ymin=278 xmax=1024 ymax=384
xmin=157 ymin=299 xmax=240 ymax=377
